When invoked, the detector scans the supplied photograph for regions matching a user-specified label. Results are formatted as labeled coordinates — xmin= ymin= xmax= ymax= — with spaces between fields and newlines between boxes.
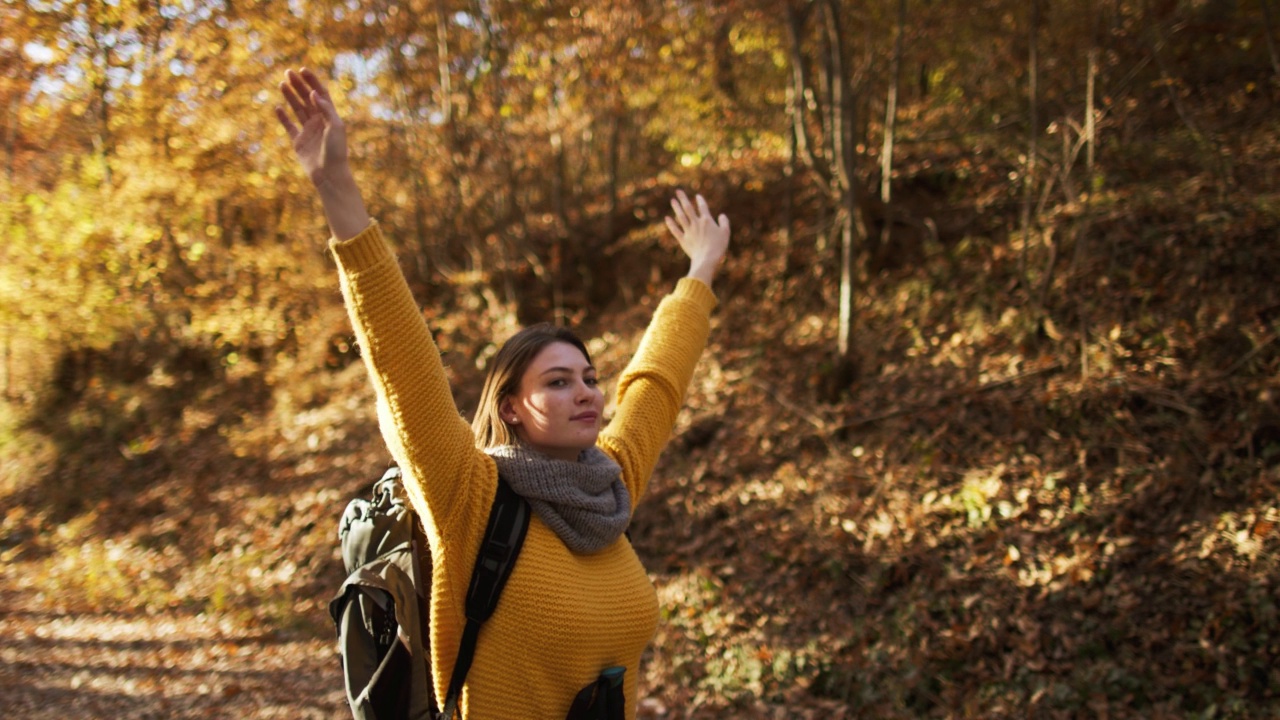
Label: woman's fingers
xmin=286 ymin=68 xmax=314 ymax=103
xmin=671 ymin=196 xmax=691 ymax=229
xmin=678 ymin=189 xmax=700 ymax=221
xmin=300 ymin=67 xmax=328 ymax=99
xmin=312 ymin=90 xmax=340 ymax=125
xmin=664 ymin=216 xmax=684 ymax=241
xmin=296 ymin=67 xmax=332 ymax=110
xmin=279 ymin=68 xmax=343 ymax=135
xmin=279 ymin=78 xmax=310 ymax=123
xmin=696 ymin=193 xmax=711 ymax=218
xmin=283 ymin=69 xmax=327 ymax=121
xmin=670 ymin=189 xmax=729 ymax=242
xmin=274 ymin=106 xmax=299 ymax=139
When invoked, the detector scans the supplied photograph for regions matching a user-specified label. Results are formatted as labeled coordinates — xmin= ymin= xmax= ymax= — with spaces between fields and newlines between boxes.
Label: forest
xmin=2 ymin=0 xmax=1279 ymax=717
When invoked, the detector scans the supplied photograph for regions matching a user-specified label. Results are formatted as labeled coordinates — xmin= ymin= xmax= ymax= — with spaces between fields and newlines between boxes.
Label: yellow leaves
xmin=1004 ymin=544 xmax=1021 ymax=565
xmin=946 ymin=463 xmax=1007 ymax=528
xmin=1043 ymin=316 xmax=1063 ymax=341
xmin=1253 ymin=512 xmax=1277 ymax=541
xmin=1200 ymin=508 xmax=1280 ymax=567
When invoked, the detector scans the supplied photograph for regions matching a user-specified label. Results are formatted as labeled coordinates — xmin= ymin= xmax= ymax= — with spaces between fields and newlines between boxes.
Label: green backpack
xmin=329 ymin=466 xmax=530 ymax=719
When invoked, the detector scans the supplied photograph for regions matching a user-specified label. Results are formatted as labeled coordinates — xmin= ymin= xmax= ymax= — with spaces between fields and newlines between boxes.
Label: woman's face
xmin=502 ymin=341 xmax=604 ymax=461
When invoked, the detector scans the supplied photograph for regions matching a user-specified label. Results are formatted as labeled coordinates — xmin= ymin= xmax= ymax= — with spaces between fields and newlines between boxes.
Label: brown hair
xmin=471 ymin=323 xmax=593 ymax=450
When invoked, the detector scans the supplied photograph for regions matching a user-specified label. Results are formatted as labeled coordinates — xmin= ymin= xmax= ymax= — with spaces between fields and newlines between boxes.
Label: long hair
xmin=471 ymin=323 xmax=593 ymax=450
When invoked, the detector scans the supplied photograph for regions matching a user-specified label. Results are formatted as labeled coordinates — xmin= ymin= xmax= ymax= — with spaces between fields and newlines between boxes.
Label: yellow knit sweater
xmin=331 ymin=221 xmax=716 ymax=719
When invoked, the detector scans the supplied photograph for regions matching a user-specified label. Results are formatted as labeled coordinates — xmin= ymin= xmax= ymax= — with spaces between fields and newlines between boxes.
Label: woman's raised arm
xmin=598 ymin=190 xmax=730 ymax=504
xmin=273 ymin=68 xmax=494 ymax=554
xmin=275 ymin=68 xmax=371 ymax=241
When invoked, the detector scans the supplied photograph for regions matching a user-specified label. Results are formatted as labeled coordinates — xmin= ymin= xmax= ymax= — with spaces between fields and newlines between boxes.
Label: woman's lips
xmin=571 ymin=412 xmax=599 ymax=422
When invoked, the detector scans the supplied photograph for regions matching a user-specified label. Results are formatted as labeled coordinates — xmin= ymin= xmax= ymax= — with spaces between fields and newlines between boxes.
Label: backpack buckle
xmin=480 ymin=538 xmax=511 ymax=572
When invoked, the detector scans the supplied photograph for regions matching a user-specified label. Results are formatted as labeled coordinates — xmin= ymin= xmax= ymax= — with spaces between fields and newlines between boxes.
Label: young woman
xmin=276 ymin=67 xmax=730 ymax=719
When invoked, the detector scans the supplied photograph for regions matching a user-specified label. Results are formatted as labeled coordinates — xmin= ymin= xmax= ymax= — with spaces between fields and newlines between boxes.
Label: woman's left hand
xmin=665 ymin=190 xmax=730 ymax=289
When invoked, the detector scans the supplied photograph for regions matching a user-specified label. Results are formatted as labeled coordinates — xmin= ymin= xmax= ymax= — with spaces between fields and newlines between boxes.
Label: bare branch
xmin=785 ymin=2 xmax=834 ymax=191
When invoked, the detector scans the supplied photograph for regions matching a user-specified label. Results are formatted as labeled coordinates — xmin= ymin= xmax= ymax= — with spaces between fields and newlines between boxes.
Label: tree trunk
xmin=2 ymin=334 xmax=10 ymax=402
xmin=550 ymin=90 xmax=570 ymax=317
xmin=1073 ymin=44 xmax=1098 ymax=283
xmin=4 ymin=95 xmax=14 ymax=180
xmin=879 ymin=0 xmax=907 ymax=258
xmin=1086 ymin=48 xmax=1097 ymax=178
xmin=784 ymin=3 xmax=829 ymax=186
xmin=93 ymin=65 xmax=112 ymax=187
xmin=3 ymin=96 xmax=16 ymax=232
xmin=385 ymin=38 xmax=439 ymax=285
xmin=435 ymin=0 xmax=463 ymax=253
xmin=1146 ymin=6 xmax=1231 ymax=191
xmin=604 ymin=108 xmax=621 ymax=244
xmin=1019 ymin=0 xmax=1040 ymax=284
xmin=435 ymin=0 xmax=454 ymax=127
xmin=820 ymin=12 xmax=837 ymax=176
xmin=837 ymin=206 xmax=856 ymax=359
xmin=1260 ymin=0 xmax=1280 ymax=79
xmin=781 ymin=95 xmax=797 ymax=280
xmin=822 ymin=0 xmax=864 ymax=364
xmin=1080 ymin=47 xmax=1097 ymax=381
xmin=783 ymin=0 xmax=863 ymax=376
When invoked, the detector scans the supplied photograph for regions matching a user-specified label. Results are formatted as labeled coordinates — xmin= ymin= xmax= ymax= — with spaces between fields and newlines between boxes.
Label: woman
xmin=276 ymin=67 xmax=729 ymax=719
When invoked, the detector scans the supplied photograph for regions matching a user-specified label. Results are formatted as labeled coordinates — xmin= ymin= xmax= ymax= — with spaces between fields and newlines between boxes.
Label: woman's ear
xmin=499 ymin=398 xmax=519 ymax=425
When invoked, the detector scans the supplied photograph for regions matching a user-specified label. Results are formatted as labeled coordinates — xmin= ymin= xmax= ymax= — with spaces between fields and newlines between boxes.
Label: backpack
xmin=329 ymin=465 xmax=530 ymax=720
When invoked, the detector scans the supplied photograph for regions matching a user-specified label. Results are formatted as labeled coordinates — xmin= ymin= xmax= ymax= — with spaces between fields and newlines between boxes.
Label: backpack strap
xmin=439 ymin=476 xmax=530 ymax=719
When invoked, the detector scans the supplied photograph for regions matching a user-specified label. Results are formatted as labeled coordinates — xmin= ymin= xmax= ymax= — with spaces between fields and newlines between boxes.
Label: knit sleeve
xmin=597 ymin=277 xmax=717 ymax=507
xmin=330 ymin=221 xmax=495 ymax=549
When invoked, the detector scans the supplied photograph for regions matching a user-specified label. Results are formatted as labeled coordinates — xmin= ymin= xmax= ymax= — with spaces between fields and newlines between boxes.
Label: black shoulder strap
xmin=439 ymin=476 xmax=530 ymax=719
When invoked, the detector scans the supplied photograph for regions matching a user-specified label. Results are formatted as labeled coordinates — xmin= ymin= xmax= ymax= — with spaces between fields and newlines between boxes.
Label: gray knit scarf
xmin=485 ymin=445 xmax=630 ymax=554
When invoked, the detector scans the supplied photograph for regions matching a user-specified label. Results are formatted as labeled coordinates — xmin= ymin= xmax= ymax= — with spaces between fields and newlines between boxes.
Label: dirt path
xmin=0 ymin=587 xmax=347 ymax=719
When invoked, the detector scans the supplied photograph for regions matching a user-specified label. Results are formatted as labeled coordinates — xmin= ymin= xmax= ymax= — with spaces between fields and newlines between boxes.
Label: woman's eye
xmin=585 ymin=377 xmax=599 ymax=387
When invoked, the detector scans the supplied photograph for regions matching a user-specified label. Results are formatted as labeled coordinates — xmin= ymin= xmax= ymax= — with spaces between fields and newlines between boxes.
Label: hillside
xmin=6 ymin=130 xmax=1280 ymax=717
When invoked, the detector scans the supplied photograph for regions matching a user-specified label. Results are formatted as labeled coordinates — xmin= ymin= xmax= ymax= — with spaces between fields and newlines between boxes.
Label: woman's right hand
xmin=275 ymin=68 xmax=348 ymax=187
xmin=274 ymin=68 xmax=370 ymax=241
